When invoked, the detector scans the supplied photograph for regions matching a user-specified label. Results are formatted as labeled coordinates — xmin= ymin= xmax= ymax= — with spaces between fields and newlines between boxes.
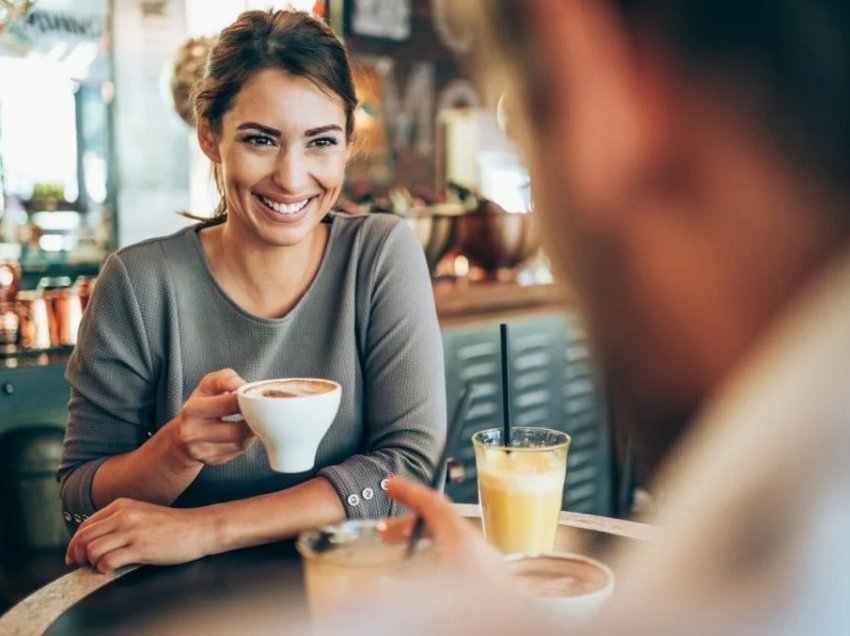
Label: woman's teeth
xmin=259 ymin=195 xmax=311 ymax=215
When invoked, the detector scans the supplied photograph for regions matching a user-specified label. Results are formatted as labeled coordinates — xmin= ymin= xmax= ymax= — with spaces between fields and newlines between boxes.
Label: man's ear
xmin=197 ymin=117 xmax=222 ymax=163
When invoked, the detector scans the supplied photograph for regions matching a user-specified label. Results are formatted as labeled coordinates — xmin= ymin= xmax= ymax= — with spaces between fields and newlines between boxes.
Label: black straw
xmin=499 ymin=323 xmax=513 ymax=448
xmin=404 ymin=383 xmax=475 ymax=559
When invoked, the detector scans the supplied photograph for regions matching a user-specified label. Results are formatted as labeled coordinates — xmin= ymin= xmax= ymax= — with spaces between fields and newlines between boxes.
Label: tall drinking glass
xmin=473 ymin=427 xmax=570 ymax=555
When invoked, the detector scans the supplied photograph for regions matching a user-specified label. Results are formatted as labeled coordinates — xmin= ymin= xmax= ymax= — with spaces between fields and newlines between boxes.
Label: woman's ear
xmin=197 ymin=117 xmax=222 ymax=163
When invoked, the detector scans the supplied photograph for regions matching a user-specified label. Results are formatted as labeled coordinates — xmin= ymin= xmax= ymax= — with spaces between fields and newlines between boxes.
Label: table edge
xmin=0 ymin=508 xmax=657 ymax=636
xmin=0 ymin=565 xmax=138 ymax=636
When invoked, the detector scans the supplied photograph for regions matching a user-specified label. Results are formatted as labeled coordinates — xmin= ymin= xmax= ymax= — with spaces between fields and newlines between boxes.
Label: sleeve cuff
xmin=318 ymin=459 xmax=396 ymax=520
xmin=58 ymin=456 xmax=110 ymax=535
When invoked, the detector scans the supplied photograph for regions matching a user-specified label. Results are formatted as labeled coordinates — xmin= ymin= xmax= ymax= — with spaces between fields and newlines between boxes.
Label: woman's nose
xmin=271 ymin=150 xmax=309 ymax=192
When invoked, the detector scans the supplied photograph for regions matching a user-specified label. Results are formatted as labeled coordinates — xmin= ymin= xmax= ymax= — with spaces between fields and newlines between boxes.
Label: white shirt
xmin=598 ymin=248 xmax=850 ymax=635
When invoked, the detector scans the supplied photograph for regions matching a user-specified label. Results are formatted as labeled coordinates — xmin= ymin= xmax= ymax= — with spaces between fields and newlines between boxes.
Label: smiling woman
xmin=56 ymin=10 xmax=446 ymax=575
xmin=199 ymin=70 xmax=347 ymax=257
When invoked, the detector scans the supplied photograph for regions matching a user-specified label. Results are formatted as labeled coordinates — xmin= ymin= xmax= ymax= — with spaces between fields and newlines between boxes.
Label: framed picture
xmin=348 ymin=0 xmax=412 ymax=42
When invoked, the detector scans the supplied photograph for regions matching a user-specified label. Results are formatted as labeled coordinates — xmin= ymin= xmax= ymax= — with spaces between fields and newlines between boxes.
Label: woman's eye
xmin=308 ymin=136 xmax=339 ymax=149
xmin=244 ymin=134 xmax=275 ymax=147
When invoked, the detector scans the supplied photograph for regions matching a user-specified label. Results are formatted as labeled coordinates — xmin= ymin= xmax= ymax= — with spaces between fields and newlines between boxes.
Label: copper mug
xmin=16 ymin=291 xmax=53 ymax=349
xmin=17 ymin=287 xmax=83 ymax=348
xmin=44 ymin=288 xmax=83 ymax=345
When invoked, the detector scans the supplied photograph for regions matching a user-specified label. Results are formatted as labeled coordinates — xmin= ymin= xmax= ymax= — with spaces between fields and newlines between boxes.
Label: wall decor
xmin=349 ymin=0 xmax=411 ymax=42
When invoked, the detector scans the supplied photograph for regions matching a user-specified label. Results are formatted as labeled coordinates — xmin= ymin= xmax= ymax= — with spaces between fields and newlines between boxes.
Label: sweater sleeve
xmin=57 ymin=253 xmax=156 ymax=525
xmin=319 ymin=220 xmax=447 ymax=518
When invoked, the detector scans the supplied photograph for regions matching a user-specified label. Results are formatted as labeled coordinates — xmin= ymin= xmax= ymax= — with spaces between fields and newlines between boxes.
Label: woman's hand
xmin=170 ymin=368 xmax=255 ymax=467
xmin=65 ymin=498 xmax=216 ymax=573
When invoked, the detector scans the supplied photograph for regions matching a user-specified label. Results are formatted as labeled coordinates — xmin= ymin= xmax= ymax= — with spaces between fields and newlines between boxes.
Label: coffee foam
xmin=244 ymin=379 xmax=336 ymax=398
xmin=510 ymin=557 xmax=610 ymax=598
xmin=477 ymin=451 xmax=565 ymax=493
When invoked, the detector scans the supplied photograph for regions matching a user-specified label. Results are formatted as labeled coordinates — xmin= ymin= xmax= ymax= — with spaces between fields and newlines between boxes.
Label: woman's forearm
xmin=200 ymin=477 xmax=346 ymax=555
xmin=91 ymin=417 xmax=203 ymax=509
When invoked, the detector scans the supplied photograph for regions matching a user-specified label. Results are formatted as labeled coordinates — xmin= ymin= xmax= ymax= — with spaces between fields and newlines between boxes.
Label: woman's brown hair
xmin=192 ymin=10 xmax=357 ymax=218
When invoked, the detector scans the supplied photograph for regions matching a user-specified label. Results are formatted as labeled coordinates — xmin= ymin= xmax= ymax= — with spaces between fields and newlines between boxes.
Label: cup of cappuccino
xmin=505 ymin=553 xmax=614 ymax=622
xmin=236 ymin=378 xmax=341 ymax=473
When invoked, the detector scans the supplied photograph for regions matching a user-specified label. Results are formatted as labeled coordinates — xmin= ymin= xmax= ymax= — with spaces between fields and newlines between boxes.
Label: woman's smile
xmin=253 ymin=193 xmax=318 ymax=224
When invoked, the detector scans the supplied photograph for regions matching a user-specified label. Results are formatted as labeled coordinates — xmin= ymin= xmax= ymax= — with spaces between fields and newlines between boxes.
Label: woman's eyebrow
xmin=236 ymin=122 xmax=281 ymax=136
xmin=305 ymin=124 xmax=343 ymax=136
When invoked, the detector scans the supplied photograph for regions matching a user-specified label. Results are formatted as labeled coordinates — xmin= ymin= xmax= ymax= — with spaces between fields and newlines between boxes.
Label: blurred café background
xmin=0 ymin=0 xmax=658 ymax=610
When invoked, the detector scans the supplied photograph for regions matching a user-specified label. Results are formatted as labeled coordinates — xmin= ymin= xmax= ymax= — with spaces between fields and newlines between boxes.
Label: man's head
xmin=462 ymin=1 xmax=850 ymax=445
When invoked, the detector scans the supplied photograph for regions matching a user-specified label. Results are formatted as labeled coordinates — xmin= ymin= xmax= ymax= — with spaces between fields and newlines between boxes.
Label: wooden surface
xmin=455 ymin=504 xmax=659 ymax=542
xmin=434 ymin=280 xmax=573 ymax=325
xmin=0 ymin=507 xmax=657 ymax=636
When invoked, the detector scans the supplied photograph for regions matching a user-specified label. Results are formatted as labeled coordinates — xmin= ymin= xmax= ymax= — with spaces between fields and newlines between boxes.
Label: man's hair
xmin=480 ymin=1 xmax=850 ymax=194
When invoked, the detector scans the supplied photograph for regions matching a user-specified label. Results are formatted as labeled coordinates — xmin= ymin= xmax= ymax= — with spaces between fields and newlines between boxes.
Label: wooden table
xmin=0 ymin=508 xmax=657 ymax=636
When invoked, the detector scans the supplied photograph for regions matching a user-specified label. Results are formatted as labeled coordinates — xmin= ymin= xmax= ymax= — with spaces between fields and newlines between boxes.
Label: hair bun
xmin=170 ymin=36 xmax=217 ymax=127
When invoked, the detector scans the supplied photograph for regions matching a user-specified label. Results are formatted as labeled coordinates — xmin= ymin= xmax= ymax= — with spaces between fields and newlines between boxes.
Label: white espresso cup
xmin=505 ymin=552 xmax=615 ymax=622
xmin=236 ymin=378 xmax=341 ymax=473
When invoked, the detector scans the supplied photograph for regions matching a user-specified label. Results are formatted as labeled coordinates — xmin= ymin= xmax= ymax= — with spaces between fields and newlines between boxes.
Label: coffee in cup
xmin=243 ymin=379 xmax=337 ymax=399
xmin=505 ymin=553 xmax=614 ymax=621
xmin=237 ymin=378 xmax=341 ymax=473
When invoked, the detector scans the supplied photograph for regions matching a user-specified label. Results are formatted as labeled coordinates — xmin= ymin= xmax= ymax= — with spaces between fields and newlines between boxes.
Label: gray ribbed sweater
xmin=58 ymin=213 xmax=446 ymax=523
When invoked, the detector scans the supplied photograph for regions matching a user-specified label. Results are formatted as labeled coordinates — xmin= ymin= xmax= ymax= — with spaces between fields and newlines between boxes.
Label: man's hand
xmin=385 ymin=477 xmax=503 ymax=569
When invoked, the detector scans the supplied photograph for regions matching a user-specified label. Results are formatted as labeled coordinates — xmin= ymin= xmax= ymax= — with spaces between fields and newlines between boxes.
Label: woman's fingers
xmin=94 ymin=546 xmax=138 ymax=574
xmin=67 ymin=514 xmax=118 ymax=566
xmin=191 ymin=441 xmax=255 ymax=464
xmin=183 ymin=420 xmax=253 ymax=444
xmin=183 ymin=392 xmax=241 ymax=421
xmin=194 ymin=368 xmax=246 ymax=397
xmin=85 ymin=533 xmax=131 ymax=568
xmin=65 ymin=501 xmax=210 ymax=573
xmin=173 ymin=370 xmax=255 ymax=466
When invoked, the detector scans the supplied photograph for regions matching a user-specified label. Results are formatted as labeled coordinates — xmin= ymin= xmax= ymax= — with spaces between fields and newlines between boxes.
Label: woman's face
xmin=199 ymin=68 xmax=349 ymax=248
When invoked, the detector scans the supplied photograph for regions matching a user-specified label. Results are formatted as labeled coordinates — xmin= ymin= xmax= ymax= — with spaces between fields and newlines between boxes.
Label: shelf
xmin=0 ymin=345 xmax=74 ymax=369
xmin=434 ymin=279 xmax=574 ymax=325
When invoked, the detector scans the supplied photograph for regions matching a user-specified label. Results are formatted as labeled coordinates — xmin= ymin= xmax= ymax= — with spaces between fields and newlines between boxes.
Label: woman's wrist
xmin=197 ymin=502 xmax=233 ymax=556
xmin=156 ymin=417 xmax=204 ymax=475
xmin=90 ymin=421 xmax=203 ymax=509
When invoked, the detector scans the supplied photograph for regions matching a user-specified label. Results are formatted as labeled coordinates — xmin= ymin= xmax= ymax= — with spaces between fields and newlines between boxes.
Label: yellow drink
xmin=473 ymin=428 xmax=570 ymax=555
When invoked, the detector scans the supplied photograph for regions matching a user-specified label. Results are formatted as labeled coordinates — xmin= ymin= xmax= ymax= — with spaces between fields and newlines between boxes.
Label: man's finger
xmin=385 ymin=478 xmax=468 ymax=544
